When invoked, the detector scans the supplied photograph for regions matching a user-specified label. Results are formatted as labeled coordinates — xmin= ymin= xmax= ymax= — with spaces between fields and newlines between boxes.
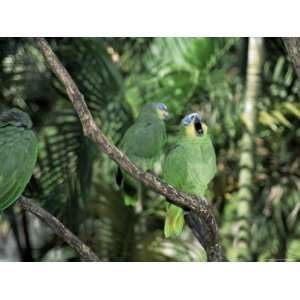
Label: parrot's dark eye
xmin=194 ymin=119 xmax=203 ymax=135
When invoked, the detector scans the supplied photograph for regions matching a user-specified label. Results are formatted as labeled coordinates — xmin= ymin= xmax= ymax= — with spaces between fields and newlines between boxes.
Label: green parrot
xmin=0 ymin=108 xmax=38 ymax=212
xmin=116 ymin=102 xmax=169 ymax=205
xmin=163 ymin=112 xmax=217 ymax=237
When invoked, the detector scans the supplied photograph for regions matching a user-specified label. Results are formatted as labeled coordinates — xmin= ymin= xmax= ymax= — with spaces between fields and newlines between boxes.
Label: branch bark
xmin=283 ymin=38 xmax=300 ymax=81
xmin=34 ymin=37 xmax=225 ymax=261
xmin=19 ymin=197 xmax=100 ymax=262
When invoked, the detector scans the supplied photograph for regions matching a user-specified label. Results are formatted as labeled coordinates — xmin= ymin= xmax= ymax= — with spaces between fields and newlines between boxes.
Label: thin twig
xmin=19 ymin=197 xmax=100 ymax=262
xmin=34 ymin=37 xmax=225 ymax=261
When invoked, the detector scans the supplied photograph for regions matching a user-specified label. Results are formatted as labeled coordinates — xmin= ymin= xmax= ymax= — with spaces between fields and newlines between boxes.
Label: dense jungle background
xmin=0 ymin=37 xmax=299 ymax=262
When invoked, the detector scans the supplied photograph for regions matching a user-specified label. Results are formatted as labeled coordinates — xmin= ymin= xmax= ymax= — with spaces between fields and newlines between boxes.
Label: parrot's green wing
xmin=163 ymin=144 xmax=188 ymax=191
xmin=120 ymin=119 xmax=166 ymax=171
xmin=0 ymin=126 xmax=38 ymax=211
xmin=163 ymin=144 xmax=187 ymax=237
xmin=118 ymin=119 xmax=166 ymax=206
xmin=116 ymin=103 xmax=168 ymax=207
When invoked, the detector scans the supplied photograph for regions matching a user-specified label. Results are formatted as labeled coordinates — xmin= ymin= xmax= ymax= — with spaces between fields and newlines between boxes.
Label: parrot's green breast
xmin=0 ymin=120 xmax=38 ymax=211
xmin=163 ymin=135 xmax=217 ymax=197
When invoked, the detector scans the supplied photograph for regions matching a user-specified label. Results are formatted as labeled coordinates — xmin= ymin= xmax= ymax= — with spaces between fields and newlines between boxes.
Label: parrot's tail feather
xmin=116 ymin=167 xmax=123 ymax=187
xmin=184 ymin=211 xmax=212 ymax=250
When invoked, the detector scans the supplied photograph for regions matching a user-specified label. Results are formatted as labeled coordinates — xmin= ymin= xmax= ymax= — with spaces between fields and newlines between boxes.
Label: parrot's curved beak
xmin=194 ymin=117 xmax=204 ymax=135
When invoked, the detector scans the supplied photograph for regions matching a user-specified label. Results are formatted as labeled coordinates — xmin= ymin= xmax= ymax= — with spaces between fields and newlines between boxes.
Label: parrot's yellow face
xmin=156 ymin=103 xmax=169 ymax=121
xmin=182 ymin=112 xmax=207 ymax=139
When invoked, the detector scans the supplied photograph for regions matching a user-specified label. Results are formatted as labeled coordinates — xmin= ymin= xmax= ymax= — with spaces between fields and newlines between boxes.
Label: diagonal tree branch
xmin=34 ymin=37 xmax=225 ymax=261
xmin=19 ymin=197 xmax=100 ymax=262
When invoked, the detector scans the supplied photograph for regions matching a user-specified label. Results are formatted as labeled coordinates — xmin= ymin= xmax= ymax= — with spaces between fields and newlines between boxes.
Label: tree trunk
xmin=234 ymin=38 xmax=264 ymax=261
xmin=283 ymin=38 xmax=300 ymax=81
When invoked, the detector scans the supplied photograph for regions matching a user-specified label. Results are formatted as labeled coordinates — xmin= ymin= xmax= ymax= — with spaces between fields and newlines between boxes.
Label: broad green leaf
xmin=272 ymin=110 xmax=292 ymax=128
xmin=284 ymin=102 xmax=300 ymax=119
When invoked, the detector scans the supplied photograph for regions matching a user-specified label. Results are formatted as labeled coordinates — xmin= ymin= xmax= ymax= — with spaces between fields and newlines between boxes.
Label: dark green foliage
xmin=0 ymin=37 xmax=299 ymax=261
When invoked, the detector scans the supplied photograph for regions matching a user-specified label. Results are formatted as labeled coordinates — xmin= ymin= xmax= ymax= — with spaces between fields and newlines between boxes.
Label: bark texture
xmin=283 ymin=38 xmax=300 ymax=81
xmin=20 ymin=197 xmax=100 ymax=262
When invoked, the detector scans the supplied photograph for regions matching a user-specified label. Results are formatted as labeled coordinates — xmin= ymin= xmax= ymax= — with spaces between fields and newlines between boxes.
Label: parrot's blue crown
xmin=182 ymin=112 xmax=201 ymax=126
xmin=157 ymin=103 xmax=168 ymax=111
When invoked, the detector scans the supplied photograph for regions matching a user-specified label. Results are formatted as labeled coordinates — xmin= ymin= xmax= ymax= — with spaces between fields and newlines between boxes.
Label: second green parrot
xmin=163 ymin=112 xmax=217 ymax=237
xmin=0 ymin=108 xmax=38 ymax=212
xmin=117 ymin=102 xmax=169 ymax=205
